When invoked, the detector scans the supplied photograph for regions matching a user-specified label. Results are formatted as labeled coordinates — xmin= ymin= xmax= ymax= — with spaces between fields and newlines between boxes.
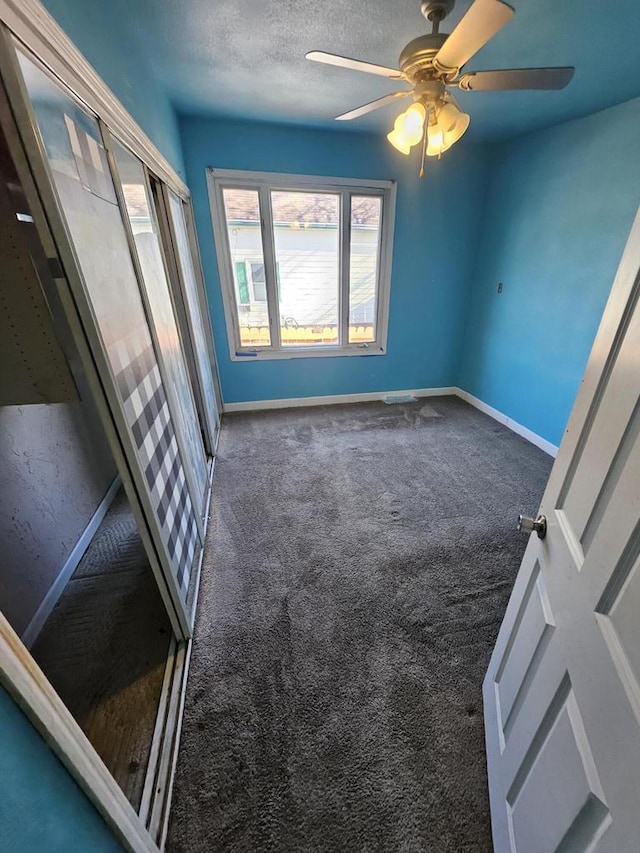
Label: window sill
xmin=230 ymin=345 xmax=386 ymax=362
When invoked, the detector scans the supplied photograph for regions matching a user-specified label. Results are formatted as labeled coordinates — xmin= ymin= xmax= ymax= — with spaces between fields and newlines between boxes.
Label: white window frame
xmin=207 ymin=168 xmax=396 ymax=361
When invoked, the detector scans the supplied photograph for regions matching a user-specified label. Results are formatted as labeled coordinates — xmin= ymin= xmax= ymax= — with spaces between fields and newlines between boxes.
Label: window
xmin=208 ymin=170 xmax=396 ymax=360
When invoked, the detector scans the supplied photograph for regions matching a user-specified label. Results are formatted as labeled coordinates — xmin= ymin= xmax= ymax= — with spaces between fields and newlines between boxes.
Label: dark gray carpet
xmin=168 ymin=396 xmax=552 ymax=852
xmin=33 ymin=488 xmax=172 ymax=809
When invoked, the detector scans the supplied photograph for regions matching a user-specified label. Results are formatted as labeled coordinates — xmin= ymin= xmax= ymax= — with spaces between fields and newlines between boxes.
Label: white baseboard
xmin=223 ymin=387 xmax=458 ymax=413
xmin=222 ymin=385 xmax=557 ymax=457
xmin=455 ymin=389 xmax=558 ymax=457
xmin=21 ymin=476 xmax=122 ymax=649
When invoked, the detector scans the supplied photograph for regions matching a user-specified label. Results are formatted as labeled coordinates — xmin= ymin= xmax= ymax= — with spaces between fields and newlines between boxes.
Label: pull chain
xmin=419 ymin=113 xmax=428 ymax=178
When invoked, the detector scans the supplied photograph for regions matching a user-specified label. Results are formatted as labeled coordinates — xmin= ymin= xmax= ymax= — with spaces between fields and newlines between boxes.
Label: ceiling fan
xmin=306 ymin=0 xmax=574 ymax=174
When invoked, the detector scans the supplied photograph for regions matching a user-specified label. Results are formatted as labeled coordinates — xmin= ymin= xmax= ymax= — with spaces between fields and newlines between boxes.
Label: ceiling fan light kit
xmin=306 ymin=0 xmax=574 ymax=176
xmin=386 ymin=96 xmax=470 ymax=161
xmin=387 ymin=102 xmax=427 ymax=154
xmin=427 ymin=100 xmax=471 ymax=156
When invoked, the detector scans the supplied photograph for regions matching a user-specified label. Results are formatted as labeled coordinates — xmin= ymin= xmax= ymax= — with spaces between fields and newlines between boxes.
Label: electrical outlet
xmin=497 ymin=282 xmax=503 ymax=293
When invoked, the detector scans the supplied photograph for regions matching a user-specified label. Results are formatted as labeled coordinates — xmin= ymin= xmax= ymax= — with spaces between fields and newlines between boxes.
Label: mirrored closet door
xmin=108 ymin=138 xmax=209 ymax=530
xmin=0 ymin=63 xmax=177 ymax=836
xmin=0 ymin=19 xmax=222 ymax=848
xmin=14 ymin=46 xmax=203 ymax=630
xmin=162 ymin=187 xmax=221 ymax=452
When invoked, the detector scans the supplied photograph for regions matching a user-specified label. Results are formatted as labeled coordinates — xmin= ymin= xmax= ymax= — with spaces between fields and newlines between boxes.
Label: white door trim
xmin=0 ymin=0 xmax=188 ymax=198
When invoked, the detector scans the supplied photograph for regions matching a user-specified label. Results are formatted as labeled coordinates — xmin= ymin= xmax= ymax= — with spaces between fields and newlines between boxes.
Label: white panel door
xmin=484 ymin=206 xmax=640 ymax=853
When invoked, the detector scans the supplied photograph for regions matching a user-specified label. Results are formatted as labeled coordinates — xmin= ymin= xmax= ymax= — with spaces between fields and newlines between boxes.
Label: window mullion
xmin=258 ymin=184 xmax=281 ymax=350
xmin=339 ymin=192 xmax=351 ymax=348
xmin=372 ymin=192 xmax=384 ymax=346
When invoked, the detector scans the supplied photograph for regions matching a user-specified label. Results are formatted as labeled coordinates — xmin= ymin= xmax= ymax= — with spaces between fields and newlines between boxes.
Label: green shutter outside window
xmin=235 ymin=261 xmax=249 ymax=304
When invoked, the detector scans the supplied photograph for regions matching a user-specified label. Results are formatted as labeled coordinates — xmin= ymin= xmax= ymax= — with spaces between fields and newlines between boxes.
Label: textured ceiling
xmin=118 ymin=0 xmax=640 ymax=140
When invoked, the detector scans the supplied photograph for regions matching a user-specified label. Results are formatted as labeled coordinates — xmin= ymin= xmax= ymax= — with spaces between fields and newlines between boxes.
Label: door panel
xmin=166 ymin=189 xmax=220 ymax=448
xmin=596 ymin=542 xmax=640 ymax=718
xmin=507 ymin=679 xmax=609 ymax=853
xmin=16 ymin=49 xmax=199 ymax=625
xmin=109 ymin=137 xmax=208 ymax=520
xmin=485 ymin=207 xmax=640 ymax=852
xmin=494 ymin=561 xmax=556 ymax=747
xmin=556 ymin=306 xmax=640 ymax=556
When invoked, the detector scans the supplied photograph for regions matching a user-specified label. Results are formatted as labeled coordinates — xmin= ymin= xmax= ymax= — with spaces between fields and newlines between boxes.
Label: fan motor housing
xmin=399 ymin=33 xmax=449 ymax=81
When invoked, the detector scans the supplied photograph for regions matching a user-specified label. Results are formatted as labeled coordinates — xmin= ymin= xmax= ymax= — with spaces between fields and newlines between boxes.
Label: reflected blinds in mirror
xmin=168 ymin=192 xmax=219 ymax=441
xmin=110 ymin=139 xmax=208 ymax=516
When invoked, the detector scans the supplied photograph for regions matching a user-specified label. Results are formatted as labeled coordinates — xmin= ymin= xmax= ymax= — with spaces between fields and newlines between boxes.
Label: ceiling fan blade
xmin=434 ymin=0 xmax=514 ymax=75
xmin=336 ymin=91 xmax=412 ymax=121
xmin=306 ymin=50 xmax=404 ymax=80
xmin=457 ymin=67 xmax=574 ymax=91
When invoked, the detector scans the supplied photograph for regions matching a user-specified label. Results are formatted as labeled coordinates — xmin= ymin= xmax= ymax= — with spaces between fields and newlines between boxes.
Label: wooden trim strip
xmin=148 ymin=644 xmax=187 ymax=842
xmin=138 ymin=639 xmax=178 ymax=829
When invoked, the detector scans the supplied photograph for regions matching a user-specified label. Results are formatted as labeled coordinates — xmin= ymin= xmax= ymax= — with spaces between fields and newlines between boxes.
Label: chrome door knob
xmin=517 ymin=513 xmax=547 ymax=539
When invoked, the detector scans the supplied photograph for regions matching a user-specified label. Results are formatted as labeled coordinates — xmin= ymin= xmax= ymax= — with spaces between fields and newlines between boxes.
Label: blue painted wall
xmin=179 ymin=115 xmax=490 ymax=403
xmin=458 ymin=96 xmax=640 ymax=447
xmin=36 ymin=0 xmax=640 ymax=438
xmin=40 ymin=0 xmax=185 ymax=178
xmin=0 ymin=688 xmax=122 ymax=852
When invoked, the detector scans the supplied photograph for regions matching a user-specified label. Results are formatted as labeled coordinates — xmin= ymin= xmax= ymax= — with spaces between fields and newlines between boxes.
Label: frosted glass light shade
xmin=426 ymin=101 xmax=470 ymax=157
xmin=387 ymin=126 xmax=411 ymax=155
xmin=426 ymin=125 xmax=446 ymax=157
xmin=387 ymin=103 xmax=426 ymax=155
xmin=404 ymin=103 xmax=426 ymax=133
xmin=442 ymin=107 xmax=470 ymax=150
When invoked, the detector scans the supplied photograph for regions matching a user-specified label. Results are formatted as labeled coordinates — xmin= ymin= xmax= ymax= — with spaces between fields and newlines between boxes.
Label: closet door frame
xmin=154 ymin=184 xmax=222 ymax=456
xmin=0 ymin=30 xmax=164 ymax=853
xmin=101 ymin=123 xmax=207 ymax=540
xmin=0 ymin=2 xmax=216 ymax=847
